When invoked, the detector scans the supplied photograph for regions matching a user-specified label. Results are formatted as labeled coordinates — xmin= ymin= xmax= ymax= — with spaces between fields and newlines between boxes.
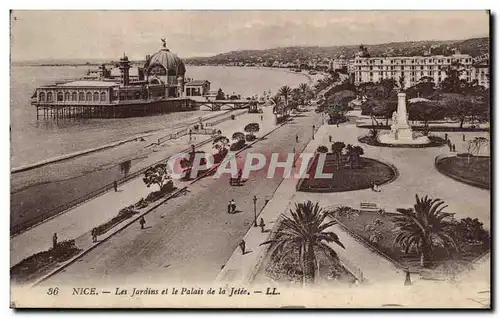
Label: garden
xmin=298 ymin=143 xmax=396 ymax=192
xmin=261 ymin=201 xmax=357 ymax=286
xmin=332 ymin=195 xmax=490 ymax=279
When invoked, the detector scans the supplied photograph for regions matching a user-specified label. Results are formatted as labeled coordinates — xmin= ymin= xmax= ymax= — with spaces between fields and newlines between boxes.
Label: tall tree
xmin=279 ymin=85 xmax=293 ymax=114
xmin=143 ymin=163 xmax=173 ymax=192
xmin=331 ymin=142 xmax=345 ymax=170
xmin=261 ymin=201 xmax=345 ymax=285
xmin=392 ymin=195 xmax=459 ymax=268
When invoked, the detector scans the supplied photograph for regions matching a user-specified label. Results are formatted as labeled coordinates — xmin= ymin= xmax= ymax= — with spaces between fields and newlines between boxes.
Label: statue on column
xmin=161 ymin=38 xmax=167 ymax=48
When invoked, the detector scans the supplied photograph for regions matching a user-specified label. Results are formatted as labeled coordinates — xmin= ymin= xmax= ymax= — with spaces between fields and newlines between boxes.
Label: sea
xmin=10 ymin=65 xmax=310 ymax=167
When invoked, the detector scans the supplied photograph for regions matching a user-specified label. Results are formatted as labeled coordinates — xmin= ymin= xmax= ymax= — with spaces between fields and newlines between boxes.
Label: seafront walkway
xmin=216 ymin=111 xmax=490 ymax=287
xmin=11 ymin=106 xmax=276 ymax=268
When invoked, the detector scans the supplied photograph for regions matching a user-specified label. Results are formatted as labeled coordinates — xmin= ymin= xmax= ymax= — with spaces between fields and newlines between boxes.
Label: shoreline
xmin=10 ymin=110 xmax=230 ymax=174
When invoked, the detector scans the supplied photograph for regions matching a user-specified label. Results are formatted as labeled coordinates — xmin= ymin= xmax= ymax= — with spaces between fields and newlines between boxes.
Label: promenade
xmin=11 ymin=106 xmax=274 ymax=268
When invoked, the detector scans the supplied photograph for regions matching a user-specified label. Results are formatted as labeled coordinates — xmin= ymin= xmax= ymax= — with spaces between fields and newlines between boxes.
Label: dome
xmin=146 ymin=48 xmax=186 ymax=76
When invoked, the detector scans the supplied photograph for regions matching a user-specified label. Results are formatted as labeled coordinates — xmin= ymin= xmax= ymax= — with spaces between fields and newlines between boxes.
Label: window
xmin=93 ymin=92 xmax=99 ymax=101
xmin=64 ymin=92 xmax=71 ymax=101
xmin=86 ymin=92 xmax=92 ymax=101
xmin=369 ymin=72 xmax=373 ymax=77
xmin=72 ymin=92 xmax=77 ymax=101
xmin=100 ymin=92 xmax=106 ymax=101
xmin=39 ymin=92 xmax=45 ymax=102
xmin=57 ymin=92 xmax=63 ymax=101
xmin=79 ymin=92 xmax=84 ymax=101
xmin=47 ymin=92 xmax=53 ymax=101
xmin=369 ymin=66 xmax=373 ymax=70
xmin=379 ymin=71 xmax=383 ymax=76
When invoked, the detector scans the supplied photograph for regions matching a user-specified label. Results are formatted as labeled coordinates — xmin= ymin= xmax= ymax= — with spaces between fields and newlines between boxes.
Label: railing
xmin=10 ymin=136 xmax=216 ymax=237
xmin=205 ymin=109 xmax=248 ymax=127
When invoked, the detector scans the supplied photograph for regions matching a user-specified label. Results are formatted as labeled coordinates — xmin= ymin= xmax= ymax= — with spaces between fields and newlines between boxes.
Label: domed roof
xmin=146 ymin=48 xmax=186 ymax=76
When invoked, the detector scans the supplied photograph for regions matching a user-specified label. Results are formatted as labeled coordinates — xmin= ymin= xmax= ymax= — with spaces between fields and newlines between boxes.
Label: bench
xmin=360 ymin=202 xmax=379 ymax=212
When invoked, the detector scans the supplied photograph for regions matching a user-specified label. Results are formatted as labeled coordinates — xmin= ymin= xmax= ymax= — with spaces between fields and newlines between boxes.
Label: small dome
xmin=146 ymin=48 xmax=186 ymax=76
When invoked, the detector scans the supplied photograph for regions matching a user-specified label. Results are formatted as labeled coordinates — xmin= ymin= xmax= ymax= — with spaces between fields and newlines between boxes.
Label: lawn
xmin=436 ymin=155 xmax=490 ymax=189
xmin=298 ymin=154 xmax=396 ymax=192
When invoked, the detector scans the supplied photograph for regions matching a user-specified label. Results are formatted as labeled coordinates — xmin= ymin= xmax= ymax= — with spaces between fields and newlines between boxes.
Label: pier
xmin=34 ymin=97 xmax=196 ymax=119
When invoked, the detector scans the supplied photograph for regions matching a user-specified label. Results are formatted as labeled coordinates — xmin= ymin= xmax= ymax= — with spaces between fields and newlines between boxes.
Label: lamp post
xmin=253 ymin=195 xmax=258 ymax=227
xmin=312 ymin=125 xmax=316 ymax=140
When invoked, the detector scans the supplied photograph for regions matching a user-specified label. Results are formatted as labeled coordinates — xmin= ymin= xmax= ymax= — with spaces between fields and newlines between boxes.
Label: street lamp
xmin=253 ymin=195 xmax=258 ymax=227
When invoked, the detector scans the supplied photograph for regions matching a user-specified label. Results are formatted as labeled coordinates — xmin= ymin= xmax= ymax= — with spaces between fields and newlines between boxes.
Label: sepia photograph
xmin=8 ymin=9 xmax=491 ymax=308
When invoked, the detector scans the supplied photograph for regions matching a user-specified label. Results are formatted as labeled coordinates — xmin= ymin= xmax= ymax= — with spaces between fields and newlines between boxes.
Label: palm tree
xmin=330 ymin=142 xmax=345 ymax=170
xmin=298 ymin=83 xmax=310 ymax=105
xmin=279 ymin=85 xmax=292 ymax=114
xmin=261 ymin=201 xmax=345 ymax=285
xmin=392 ymin=195 xmax=459 ymax=268
xmin=345 ymin=145 xmax=364 ymax=168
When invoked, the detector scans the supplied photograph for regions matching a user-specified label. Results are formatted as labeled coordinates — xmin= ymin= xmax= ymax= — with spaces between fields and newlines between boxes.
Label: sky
xmin=10 ymin=10 xmax=490 ymax=61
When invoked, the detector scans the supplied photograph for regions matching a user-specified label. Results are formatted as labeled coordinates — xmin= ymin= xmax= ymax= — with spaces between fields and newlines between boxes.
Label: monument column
xmin=396 ymin=92 xmax=409 ymax=127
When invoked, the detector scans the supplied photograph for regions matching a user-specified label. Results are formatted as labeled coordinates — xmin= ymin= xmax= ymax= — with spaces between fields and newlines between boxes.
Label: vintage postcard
xmin=9 ymin=10 xmax=490 ymax=308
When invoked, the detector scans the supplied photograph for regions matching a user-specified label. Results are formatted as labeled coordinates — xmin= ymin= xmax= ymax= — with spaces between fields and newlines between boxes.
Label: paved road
xmin=42 ymin=110 xmax=322 ymax=286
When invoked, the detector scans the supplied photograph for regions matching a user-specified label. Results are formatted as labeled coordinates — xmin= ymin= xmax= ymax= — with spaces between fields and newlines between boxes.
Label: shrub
xmin=230 ymin=139 xmax=246 ymax=151
xmin=316 ymin=145 xmax=329 ymax=153
xmin=245 ymin=134 xmax=257 ymax=142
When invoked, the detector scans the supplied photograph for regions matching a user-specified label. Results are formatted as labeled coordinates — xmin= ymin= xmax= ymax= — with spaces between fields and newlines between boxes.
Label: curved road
xmin=42 ymin=111 xmax=322 ymax=286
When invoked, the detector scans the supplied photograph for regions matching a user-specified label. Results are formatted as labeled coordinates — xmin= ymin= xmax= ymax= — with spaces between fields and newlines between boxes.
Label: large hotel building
xmin=350 ymin=48 xmax=489 ymax=89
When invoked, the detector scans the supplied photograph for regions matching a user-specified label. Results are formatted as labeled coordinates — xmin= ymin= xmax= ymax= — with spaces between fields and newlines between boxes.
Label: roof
xmin=145 ymin=48 xmax=186 ymax=76
xmin=57 ymin=80 xmax=119 ymax=88
xmin=185 ymin=80 xmax=210 ymax=86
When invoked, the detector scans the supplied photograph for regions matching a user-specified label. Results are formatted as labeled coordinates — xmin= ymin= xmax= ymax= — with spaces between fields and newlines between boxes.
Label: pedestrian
xmin=230 ymin=199 xmax=236 ymax=213
xmin=139 ymin=216 xmax=146 ymax=229
xmin=260 ymin=115 xmax=263 ymax=121
xmin=336 ymin=122 xmax=339 ymax=128
xmin=404 ymin=269 xmax=412 ymax=286
xmin=239 ymin=240 xmax=246 ymax=255
xmin=113 ymin=180 xmax=118 ymax=192
xmin=91 ymin=228 xmax=98 ymax=242
xmin=227 ymin=201 xmax=232 ymax=214
xmin=444 ymin=133 xmax=448 ymax=141
xmin=452 ymin=144 xmax=456 ymax=152
xmin=463 ymin=133 xmax=466 ymax=142
xmin=329 ymin=135 xmax=332 ymax=142
xmin=52 ymin=233 xmax=58 ymax=249
xmin=295 ymin=134 xmax=299 ymax=143
xmin=259 ymin=218 xmax=266 ymax=232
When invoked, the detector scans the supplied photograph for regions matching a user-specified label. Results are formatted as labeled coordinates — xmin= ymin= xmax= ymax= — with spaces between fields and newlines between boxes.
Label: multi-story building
xmin=472 ymin=62 xmax=489 ymax=88
xmin=351 ymin=53 xmax=475 ymax=88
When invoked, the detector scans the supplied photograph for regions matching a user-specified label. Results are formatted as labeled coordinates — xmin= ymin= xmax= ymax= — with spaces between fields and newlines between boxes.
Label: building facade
xmin=351 ymin=53 xmax=475 ymax=88
xmin=472 ymin=63 xmax=489 ymax=88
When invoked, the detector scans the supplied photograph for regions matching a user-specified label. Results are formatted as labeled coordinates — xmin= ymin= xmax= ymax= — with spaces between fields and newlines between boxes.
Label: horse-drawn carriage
xmin=229 ymin=177 xmax=243 ymax=186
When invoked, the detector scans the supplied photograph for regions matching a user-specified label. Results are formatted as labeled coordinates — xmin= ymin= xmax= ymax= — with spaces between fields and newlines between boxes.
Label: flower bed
xmin=358 ymin=135 xmax=447 ymax=148
xmin=435 ymin=155 xmax=490 ymax=189
xmin=11 ymin=239 xmax=81 ymax=284
xmin=298 ymin=154 xmax=396 ymax=192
